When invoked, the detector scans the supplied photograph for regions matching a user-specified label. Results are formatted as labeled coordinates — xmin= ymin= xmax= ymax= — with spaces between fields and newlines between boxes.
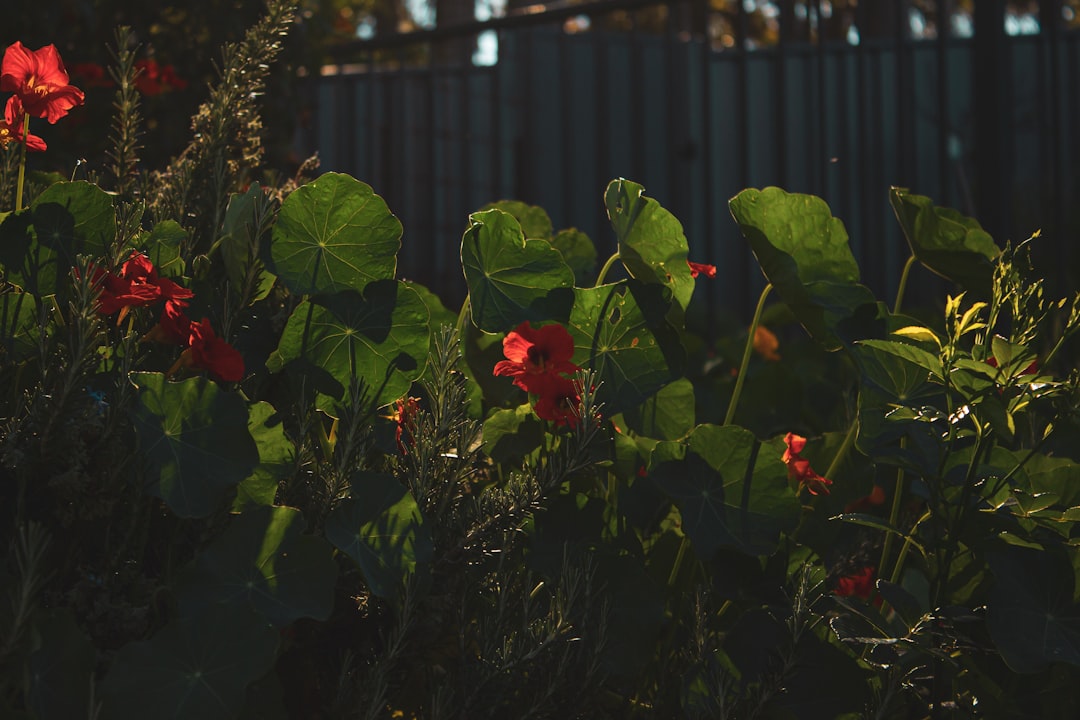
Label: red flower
xmin=134 ymin=59 xmax=187 ymax=96
xmin=141 ymin=300 xmax=192 ymax=345
xmin=1 ymin=42 xmax=85 ymax=123
xmin=782 ymin=432 xmax=832 ymax=496
xmin=532 ymin=374 xmax=581 ymax=427
xmin=986 ymin=355 xmax=1038 ymax=376
xmin=69 ymin=62 xmax=113 ymax=89
xmin=94 ymin=252 xmax=194 ymax=319
xmin=183 ymin=318 xmax=244 ymax=382
xmin=493 ymin=322 xmax=579 ymax=395
xmin=392 ymin=396 xmax=421 ymax=454
xmin=844 ymin=484 xmax=886 ymax=514
xmin=687 ymin=260 xmax=717 ymax=279
xmin=835 ymin=566 xmax=876 ymax=600
xmin=0 ymin=96 xmax=46 ymax=152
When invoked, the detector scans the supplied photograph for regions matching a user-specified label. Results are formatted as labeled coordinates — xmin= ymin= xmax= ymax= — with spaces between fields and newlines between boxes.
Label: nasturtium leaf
xmin=131 ymin=373 xmax=259 ymax=518
xmin=270 ymin=172 xmax=400 ymax=296
xmin=175 ymin=504 xmax=338 ymax=626
xmin=27 ymin=609 xmax=95 ymax=720
xmin=460 ymin=208 xmax=575 ymax=333
xmin=483 ymin=403 xmax=545 ymax=464
xmin=651 ymin=424 xmax=801 ymax=557
xmin=729 ymin=187 xmax=863 ymax=350
xmin=0 ymin=290 xmax=39 ymax=361
xmin=134 ymin=220 xmax=187 ymax=279
xmin=1026 ymin=454 xmax=1080 ymax=509
xmin=325 ymin=471 xmax=433 ymax=600
xmin=266 ymin=279 xmax=429 ymax=413
xmin=0 ymin=182 xmax=115 ymax=298
xmin=605 ymin=178 xmax=694 ymax=311
xmin=100 ymin=603 xmax=278 ymax=720
xmin=853 ymin=342 xmax=939 ymax=461
xmin=568 ymin=281 xmax=682 ymax=416
xmin=623 ymin=377 xmax=695 ymax=440
xmin=986 ymin=546 xmax=1080 ymax=673
xmin=856 ymin=339 xmax=943 ymax=380
xmin=233 ymin=401 xmax=293 ymax=510
xmin=478 ymin=199 xmax=553 ymax=239
xmin=890 ymin=187 xmax=1000 ymax=295
xmin=550 ymin=228 xmax=598 ymax=285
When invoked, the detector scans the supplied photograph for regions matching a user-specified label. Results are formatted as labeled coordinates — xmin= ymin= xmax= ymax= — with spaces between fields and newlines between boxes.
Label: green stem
xmin=454 ymin=294 xmax=471 ymax=336
xmin=888 ymin=510 xmax=931 ymax=585
xmin=893 ymin=254 xmax=917 ymax=315
xmin=823 ymin=417 xmax=858 ymax=482
xmin=594 ymin=251 xmax=620 ymax=287
xmin=723 ymin=283 xmax=772 ymax=426
xmin=876 ymin=437 xmax=907 ymax=578
xmin=14 ymin=114 xmax=29 ymax=212
xmin=667 ymin=534 xmax=689 ymax=588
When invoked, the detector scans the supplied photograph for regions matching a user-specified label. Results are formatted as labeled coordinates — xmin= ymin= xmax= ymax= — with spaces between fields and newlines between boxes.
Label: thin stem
xmin=823 ymin=417 xmax=858 ymax=482
xmin=893 ymin=254 xmax=917 ymax=315
xmin=454 ymin=294 xmax=471 ymax=336
xmin=888 ymin=509 xmax=931 ymax=585
xmin=723 ymin=283 xmax=772 ymax=426
xmin=876 ymin=438 xmax=907 ymax=579
xmin=667 ymin=534 xmax=689 ymax=588
xmin=594 ymin=251 xmax=620 ymax=287
xmin=14 ymin=114 xmax=29 ymax=212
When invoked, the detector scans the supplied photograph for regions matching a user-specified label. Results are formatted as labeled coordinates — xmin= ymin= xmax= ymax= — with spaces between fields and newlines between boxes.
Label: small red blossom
xmin=393 ymin=396 xmax=421 ymax=454
xmin=687 ymin=260 xmax=717 ymax=279
xmin=69 ymin=62 xmax=114 ymax=88
xmin=1 ymin=41 xmax=85 ymax=123
xmin=835 ymin=566 xmax=876 ymax=600
xmin=93 ymin=252 xmax=194 ymax=319
xmin=182 ymin=318 xmax=244 ymax=382
xmin=0 ymin=96 xmax=46 ymax=151
xmin=493 ymin=322 xmax=579 ymax=395
xmin=531 ymin=374 xmax=581 ymax=427
xmin=986 ymin=355 xmax=1038 ymax=376
xmin=134 ymin=59 xmax=188 ymax=96
xmin=782 ymin=432 xmax=833 ymax=496
xmin=141 ymin=300 xmax=192 ymax=345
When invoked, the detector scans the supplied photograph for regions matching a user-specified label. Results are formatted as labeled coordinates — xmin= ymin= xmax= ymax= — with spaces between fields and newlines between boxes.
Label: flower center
xmin=526 ymin=346 xmax=547 ymax=371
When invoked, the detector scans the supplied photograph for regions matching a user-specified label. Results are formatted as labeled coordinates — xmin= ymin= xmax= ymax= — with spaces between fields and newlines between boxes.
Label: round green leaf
xmin=890 ymin=187 xmax=1000 ymax=295
xmin=461 ymin=208 xmax=575 ymax=333
xmin=0 ymin=289 xmax=39 ymax=361
xmin=605 ymin=179 xmax=695 ymax=311
xmin=131 ymin=373 xmax=259 ymax=518
xmin=623 ymin=377 xmax=695 ymax=441
xmin=729 ymin=187 xmax=865 ymax=350
xmin=175 ymin=504 xmax=338 ymax=626
xmin=270 ymin=172 xmax=401 ymax=295
xmin=483 ymin=403 xmax=545 ymax=463
xmin=100 ymin=603 xmax=278 ymax=720
xmin=325 ymin=471 xmax=433 ymax=600
xmin=134 ymin=220 xmax=187 ymax=279
xmin=551 ymin=228 xmax=598 ymax=285
xmin=568 ymin=281 xmax=682 ymax=416
xmin=650 ymin=424 xmax=801 ymax=557
xmin=478 ymin=200 xmax=553 ymax=239
xmin=266 ymin=279 xmax=429 ymax=413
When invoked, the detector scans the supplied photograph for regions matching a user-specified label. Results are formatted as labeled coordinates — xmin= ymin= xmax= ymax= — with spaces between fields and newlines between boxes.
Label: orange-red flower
xmin=835 ymin=566 xmax=876 ymax=599
xmin=134 ymin=59 xmax=188 ymax=96
xmin=1 ymin=42 xmax=85 ymax=123
xmin=687 ymin=260 xmax=717 ymax=279
xmin=753 ymin=325 xmax=781 ymax=362
xmin=392 ymin=396 xmax=421 ymax=454
xmin=93 ymin=251 xmax=194 ymax=319
xmin=493 ymin=322 xmax=579 ymax=395
xmin=531 ymin=374 xmax=581 ymax=427
xmin=0 ymin=96 xmax=45 ymax=151
xmin=141 ymin=300 xmax=192 ymax=345
xmin=782 ymin=432 xmax=832 ymax=496
xmin=183 ymin=318 xmax=245 ymax=383
xmin=69 ymin=62 xmax=113 ymax=89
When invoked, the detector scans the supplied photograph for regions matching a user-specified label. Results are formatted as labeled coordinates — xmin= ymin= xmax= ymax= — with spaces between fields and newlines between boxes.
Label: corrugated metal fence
xmin=296 ymin=3 xmax=1080 ymax=325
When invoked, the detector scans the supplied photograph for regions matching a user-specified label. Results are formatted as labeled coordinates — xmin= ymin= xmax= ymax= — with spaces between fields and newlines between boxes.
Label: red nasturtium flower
xmin=532 ymin=374 xmax=582 ymax=427
xmin=141 ymin=300 xmax=192 ymax=345
xmin=133 ymin=58 xmax=188 ymax=96
xmin=834 ymin=566 xmax=876 ymax=600
xmin=0 ymin=96 xmax=46 ymax=151
xmin=782 ymin=432 xmax=833 ymax=496
xmin=493 ymin=322 xmax=579 ymax=395
xmin=392 ymin=396 xmax=421 ymax=454
xmin=93 ymin=251 xmax=194 ymax=320
xmin=176 ymin=318 xmax=245 ymax=383
xmin=687 ymin=260 xmax=717 ymax=279
xmin=1 ymin=41 xmax=85 ymax=123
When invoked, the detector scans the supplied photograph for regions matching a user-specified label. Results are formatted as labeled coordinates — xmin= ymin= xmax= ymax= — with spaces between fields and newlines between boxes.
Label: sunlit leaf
xmin=233 ymin=401 xmax=293 ymax=510
xmin=270 ymin=172 xmax=400 ymax=296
